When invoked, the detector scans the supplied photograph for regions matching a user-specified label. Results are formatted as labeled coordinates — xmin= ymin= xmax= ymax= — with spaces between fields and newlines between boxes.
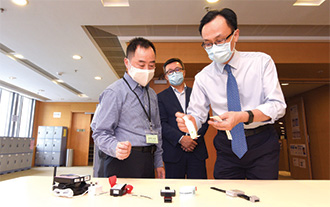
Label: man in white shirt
xmin=176 ymin=8 xmax=286 ymax=179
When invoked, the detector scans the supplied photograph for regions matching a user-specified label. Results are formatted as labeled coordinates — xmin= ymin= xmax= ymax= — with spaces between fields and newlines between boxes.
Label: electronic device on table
xmin=52 ymin=167 xmax=91 ymax=197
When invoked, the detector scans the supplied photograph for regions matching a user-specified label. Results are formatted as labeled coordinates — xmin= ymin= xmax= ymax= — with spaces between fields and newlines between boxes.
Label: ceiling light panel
xmin=11 ymin=0 xmax=29 ymax=6
xmin=72 ymin=55 xmax=82 ymax=60
xmin=101 ymin=0 xmax=129 ymax=7
xmin=293 ymin=0 xmax=325 ymax=6
xmin=206 ymin=0 xmax=219 ymax=3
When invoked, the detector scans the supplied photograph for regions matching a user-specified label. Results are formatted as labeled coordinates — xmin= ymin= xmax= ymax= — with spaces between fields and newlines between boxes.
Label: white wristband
xmin=183 ymin=116 xmax=199 ymax=139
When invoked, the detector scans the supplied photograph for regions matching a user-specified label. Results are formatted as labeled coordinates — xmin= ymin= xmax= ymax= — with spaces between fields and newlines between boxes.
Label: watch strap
xmin=244 ymin=110 xmax=254 ymax=125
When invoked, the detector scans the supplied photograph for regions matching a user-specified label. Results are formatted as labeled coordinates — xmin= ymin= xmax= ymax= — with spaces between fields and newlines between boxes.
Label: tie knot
xmin=224 ymin=64 xmax=231 ymax=74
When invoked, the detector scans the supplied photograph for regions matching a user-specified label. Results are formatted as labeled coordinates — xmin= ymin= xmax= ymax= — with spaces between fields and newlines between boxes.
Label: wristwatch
xmin=244 ymin=110 xmax=254 ymax=125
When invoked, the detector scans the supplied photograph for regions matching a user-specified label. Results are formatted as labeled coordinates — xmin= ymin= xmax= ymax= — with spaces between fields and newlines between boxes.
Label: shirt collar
xmin=171 ymin=83 xmax=186 ymax=94
xmin=215 ymin=49 xmax=240 ymax=74
xmin=123 ymin=72 xmax=149 ymax=90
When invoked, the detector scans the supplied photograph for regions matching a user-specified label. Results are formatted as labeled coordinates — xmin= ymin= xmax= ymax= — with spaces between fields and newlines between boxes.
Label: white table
xmin=0 ymin=176 xmax=329 ymax=207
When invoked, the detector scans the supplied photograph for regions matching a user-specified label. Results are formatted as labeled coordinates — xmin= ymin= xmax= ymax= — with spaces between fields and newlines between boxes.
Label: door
xmin=285 ymin=97 xmax=312 ymax=179
xmin=69 ymin=112 xmax=91 ymax=166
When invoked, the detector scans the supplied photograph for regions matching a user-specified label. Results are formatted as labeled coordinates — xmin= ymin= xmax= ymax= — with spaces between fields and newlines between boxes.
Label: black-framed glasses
xmin=201 ymin=30 xmax=235 ymax=49
xmin=165 ymin=67 xmax=184 ymax=75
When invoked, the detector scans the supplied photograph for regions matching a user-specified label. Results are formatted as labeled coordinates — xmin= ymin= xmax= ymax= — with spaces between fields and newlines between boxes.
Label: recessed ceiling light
xmin=9 ymin=76 xmax=16 ymax=80
xmin=206 ymin=0 xmax=219 ymax=3
xmin=94 ymin=76 xmax=102 ymax=80
xmin=72 ymin=55 xmax=82 ymax=60
xmin=281 ymin=83 xmax=289 ymax=86
xmin=293 ymin=0 xmax=325 ymax=6
xmin=11 ymin=0 xmax=29 ymax=6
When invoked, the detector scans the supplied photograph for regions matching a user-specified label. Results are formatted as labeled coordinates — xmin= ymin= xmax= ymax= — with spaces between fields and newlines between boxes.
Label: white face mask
xmin=205 ymin=33 xmax=235 ymax=64
xmin=128 ymin=61 xmax=155 ymax=87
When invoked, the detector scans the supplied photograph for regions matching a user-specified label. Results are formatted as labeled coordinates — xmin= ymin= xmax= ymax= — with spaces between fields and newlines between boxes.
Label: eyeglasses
xmin=165 ymin=67 xmax=184 ymax=75
xmin=201 ymin=30 xmax=235 ymax=49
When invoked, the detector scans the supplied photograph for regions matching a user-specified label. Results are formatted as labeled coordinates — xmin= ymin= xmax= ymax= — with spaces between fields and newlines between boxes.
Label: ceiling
xmin=0 ymin=0 xmax=329 ymax=102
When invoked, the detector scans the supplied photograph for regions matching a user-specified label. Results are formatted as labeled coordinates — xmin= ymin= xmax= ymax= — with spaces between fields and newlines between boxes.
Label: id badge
xmin=145 ymin=128 xmax=158 ymax=144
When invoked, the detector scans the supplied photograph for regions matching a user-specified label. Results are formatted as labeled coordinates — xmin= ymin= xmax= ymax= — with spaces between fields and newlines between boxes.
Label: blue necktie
xmin=224 ymin=64 xmax=247 ymax=159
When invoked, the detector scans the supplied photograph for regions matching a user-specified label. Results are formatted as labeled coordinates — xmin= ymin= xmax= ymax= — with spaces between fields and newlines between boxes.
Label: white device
xmin=179 ymin=186 xmax=197 ymax=195
xmin=210 ymin=116 xmax=233 ymax=140
xmin=53 ymin=188 xmax=74 ymax=198
xmin=183 ymin=116 xmax=199 ymax=139
xmin=226 ymin=189 xmax=244 ymax=197
xmin=88 ymin=183 xmax=103 ymax=196
xmin=249 ymin=195 xmax=260 ymax=202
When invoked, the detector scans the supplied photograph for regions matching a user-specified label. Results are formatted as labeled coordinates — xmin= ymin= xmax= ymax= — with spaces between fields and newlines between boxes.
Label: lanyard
xmin=123 ymin=77 xmax=151 ymax=125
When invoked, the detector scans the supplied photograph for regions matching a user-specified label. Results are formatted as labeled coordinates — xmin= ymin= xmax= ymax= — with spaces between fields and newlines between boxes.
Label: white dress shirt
xmin=171 ymin=84 xmax=187 ymax=143
xmin=188 ymin=51 xmax=286 ymax=130
xmin=171 ymin=84 xmax=187 ymax=113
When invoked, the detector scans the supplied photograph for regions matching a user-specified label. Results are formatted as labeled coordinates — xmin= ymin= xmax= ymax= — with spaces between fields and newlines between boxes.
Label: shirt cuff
xmin=191 ymin=114 xmax=202 ymax=131
xmin=178 ymin=135 xmax=184 ymax=144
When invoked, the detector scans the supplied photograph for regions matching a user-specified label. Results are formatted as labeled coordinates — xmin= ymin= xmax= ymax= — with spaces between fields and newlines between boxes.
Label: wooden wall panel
xmin=300 ymin=85 xmax=330 ymax=179
xmin=237 ymin=42 xmax=330 ymax=64
xmin=154 ymin=42 xmax=330 ymax=64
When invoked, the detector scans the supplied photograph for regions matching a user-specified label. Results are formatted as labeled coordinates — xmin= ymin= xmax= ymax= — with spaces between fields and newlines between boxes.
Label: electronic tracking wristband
xmin=244 ymin=110 xmax=254 ymax=125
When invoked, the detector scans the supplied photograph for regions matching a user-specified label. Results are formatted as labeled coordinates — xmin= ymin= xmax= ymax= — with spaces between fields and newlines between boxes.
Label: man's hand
xmin=115 ymin=141 xmax=131 ymax=160
xmin=175 ymin=112 xmax=197 ymax=133
xmin=180 ymin=135 xmax=197 ymax=152
xmin=156 ymin=167 xmax=165 ymax=179
xmin=209 ymin=111 xmax=243 ymax=131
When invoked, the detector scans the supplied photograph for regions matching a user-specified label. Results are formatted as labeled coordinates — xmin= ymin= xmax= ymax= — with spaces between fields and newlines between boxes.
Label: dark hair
xmin=198 ymin=8 xmax=237 ymax=35
xmin=163 ymin=58 xmax=185 ymax=74
xmin=126 ymin=37 xmax=156 ymax=59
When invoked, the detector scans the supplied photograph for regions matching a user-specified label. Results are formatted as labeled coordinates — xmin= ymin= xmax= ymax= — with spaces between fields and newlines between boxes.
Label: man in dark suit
xmin=158 ymin=58 xmax=209 ymax=179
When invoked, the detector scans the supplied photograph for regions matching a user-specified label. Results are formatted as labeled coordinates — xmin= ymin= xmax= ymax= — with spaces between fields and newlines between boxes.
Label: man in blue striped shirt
xmin=91 ymin=37 xmax=165 ymax=178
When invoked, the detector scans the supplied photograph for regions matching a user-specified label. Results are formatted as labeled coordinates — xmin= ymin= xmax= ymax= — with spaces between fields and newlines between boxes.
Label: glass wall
xmin=0 ymin=88 xmax=35 ymax=137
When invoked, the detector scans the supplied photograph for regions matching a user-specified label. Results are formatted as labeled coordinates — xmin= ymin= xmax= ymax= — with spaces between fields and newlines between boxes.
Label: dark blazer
xmin=157 ymin=86 xmax=209 ymax=163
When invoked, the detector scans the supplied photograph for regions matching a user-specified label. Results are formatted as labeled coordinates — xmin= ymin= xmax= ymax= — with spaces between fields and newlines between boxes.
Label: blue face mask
xmin=168 ymin=72 xmax=184 ymax=86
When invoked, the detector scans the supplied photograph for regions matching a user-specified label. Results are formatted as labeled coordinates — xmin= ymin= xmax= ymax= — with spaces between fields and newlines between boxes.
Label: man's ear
xmin=124 ymin=58 xmax=129 ymax=68
xmin=164 ymin=73 xmax=169 ymax=81
xmin=233 ymin=29 xmax=240 ymax=42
